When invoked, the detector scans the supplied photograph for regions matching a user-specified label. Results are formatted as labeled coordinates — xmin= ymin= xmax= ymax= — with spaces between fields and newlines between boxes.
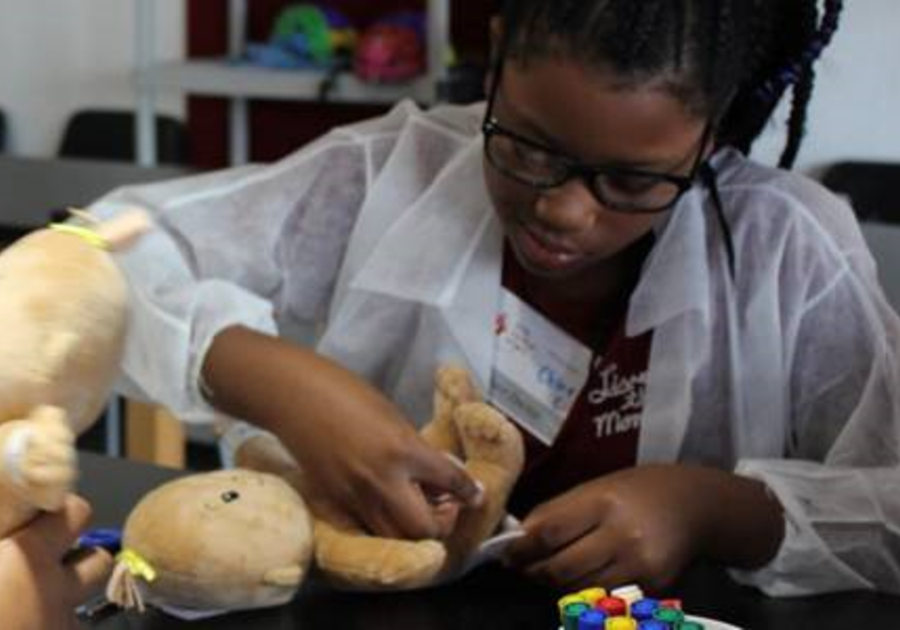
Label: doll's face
xmin=482 ymin=56 xmax=709 ymax=280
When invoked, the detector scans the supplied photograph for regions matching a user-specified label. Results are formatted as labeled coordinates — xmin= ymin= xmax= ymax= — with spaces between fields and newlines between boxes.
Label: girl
xmin=95 ymin=0 xmax=900 ymax=595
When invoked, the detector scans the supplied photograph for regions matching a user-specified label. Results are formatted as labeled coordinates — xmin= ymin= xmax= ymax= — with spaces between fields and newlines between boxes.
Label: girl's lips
xmin=515 ymin=224 xmax=583 ymax=272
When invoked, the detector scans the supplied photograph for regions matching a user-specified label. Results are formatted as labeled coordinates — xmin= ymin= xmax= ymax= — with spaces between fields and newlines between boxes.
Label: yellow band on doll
xmin=48 ymin=223 xmax=109 ymax=250
xmin=116 ymin=549 xmax=157 ymax=582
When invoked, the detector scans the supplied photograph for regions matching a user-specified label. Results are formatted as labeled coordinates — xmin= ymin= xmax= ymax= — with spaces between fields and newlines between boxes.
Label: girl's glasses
xmin=481 ymin=46 xmax=712 ymax=214
xmin=483 ymin=117 xmax=711 ymax=214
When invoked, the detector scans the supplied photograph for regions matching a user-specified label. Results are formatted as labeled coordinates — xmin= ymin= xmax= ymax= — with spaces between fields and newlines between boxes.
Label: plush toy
xmin=101 ymin=365 xmax=523 ymax=618
xmin=0 ymin=209 xmax=150 ymax=538
xmin=354 ymin=11 xmax=427 ymax=83
xmin=106 ymin=469 xmax=314 ymax=615
xmin=244 ymin=4 xmax=357 ymax=70
xmin=235 ymin=365 xmax=526 ymax=591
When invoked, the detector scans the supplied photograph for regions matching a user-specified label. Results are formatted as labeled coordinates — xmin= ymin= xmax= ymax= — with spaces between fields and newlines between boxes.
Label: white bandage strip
xmin=4 ymin=426 xmax=35 ymax=487
xmin=218 ymin=421 xmax=271 ymax=469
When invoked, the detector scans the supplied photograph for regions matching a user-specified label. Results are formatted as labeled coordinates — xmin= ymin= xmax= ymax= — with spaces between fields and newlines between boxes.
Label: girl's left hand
xmin=504 ymin=464 xmax=782 ymax=593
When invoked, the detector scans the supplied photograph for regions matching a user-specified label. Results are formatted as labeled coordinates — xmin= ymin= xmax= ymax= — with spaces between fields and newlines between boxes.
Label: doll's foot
xmin=453 ymin=403 xmax=524 ymax=471
xmin=435 ymin=365 xmax=481 ymax=407
xmin=422 ymin=365 xmax=482 ymax=454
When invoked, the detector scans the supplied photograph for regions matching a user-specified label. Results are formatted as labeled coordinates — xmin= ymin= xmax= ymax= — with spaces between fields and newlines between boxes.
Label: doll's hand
xmin=4 ymin=407 xmax=76 ymax=511
xmin=505 ymin=464 xmax=782 ymax=593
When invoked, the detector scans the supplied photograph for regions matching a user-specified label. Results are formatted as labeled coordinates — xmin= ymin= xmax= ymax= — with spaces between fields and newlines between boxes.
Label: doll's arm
xmin=0 ymin=406 xmax=76 ymax=512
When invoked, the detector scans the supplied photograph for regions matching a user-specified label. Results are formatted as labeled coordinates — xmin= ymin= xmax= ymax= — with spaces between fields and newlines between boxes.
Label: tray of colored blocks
xmin=557 ymin=584 xmax=741 ymax=630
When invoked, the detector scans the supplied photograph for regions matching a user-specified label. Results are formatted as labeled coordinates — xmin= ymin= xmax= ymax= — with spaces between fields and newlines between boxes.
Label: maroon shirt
xmin=500 ymin=242 xmax=655 ymax=517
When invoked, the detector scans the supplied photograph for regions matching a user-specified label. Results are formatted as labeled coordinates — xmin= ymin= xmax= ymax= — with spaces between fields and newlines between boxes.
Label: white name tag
xmin=489 ymin=288 xmax=592 ymax=445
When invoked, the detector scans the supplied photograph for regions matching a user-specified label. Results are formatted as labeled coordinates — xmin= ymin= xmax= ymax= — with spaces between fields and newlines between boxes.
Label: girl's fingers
xmin=66 ymin=548 xmax=114 ymax=604
xmin=505 ymin=506 xmax=598 ymax=568
xmin=17 ymin=495 xmax=92 ymax=559
xmin=522 ymin=528 xmax=619 ymax=589
xmin=411 ymin=448 xmax=483 ymax=509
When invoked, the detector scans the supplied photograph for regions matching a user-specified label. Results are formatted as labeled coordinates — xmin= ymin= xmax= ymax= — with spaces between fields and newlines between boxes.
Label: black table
xmin=0 ymin=155 xmax=188 ymax=238
xmin=78 ymin=452 xmax=900 ymax=629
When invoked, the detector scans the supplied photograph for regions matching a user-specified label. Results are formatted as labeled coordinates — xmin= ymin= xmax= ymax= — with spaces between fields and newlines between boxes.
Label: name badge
xmin=489 ymin=288 xmax=592 ymax=445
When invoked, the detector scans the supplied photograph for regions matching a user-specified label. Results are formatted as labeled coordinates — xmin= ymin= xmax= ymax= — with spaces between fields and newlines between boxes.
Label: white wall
xmin=0 ymin=1 xmax=896 ymax=170
xmin=741 ymin=1 xmax=900 ymax=172
xmin=0 ymin=0 xmax=183 ymax=156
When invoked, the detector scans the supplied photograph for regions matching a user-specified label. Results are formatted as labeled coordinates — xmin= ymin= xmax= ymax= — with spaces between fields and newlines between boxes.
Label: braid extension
xmin=709 ymin=0 xmax=736 ymax=113
xmin=779 ymin=69 xmax=816 ymax=168
xmin=627 ymin=1 xmax=665 ymax=62
xmin=755 ymin=0 xmax=843 ymax=104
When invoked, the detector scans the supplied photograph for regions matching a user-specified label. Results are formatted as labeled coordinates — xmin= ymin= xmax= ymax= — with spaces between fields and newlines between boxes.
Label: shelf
xmin=136 ymin=59 xmax=436 ymax=105
xmin=134 ymin=0 xmax=450 ymax=165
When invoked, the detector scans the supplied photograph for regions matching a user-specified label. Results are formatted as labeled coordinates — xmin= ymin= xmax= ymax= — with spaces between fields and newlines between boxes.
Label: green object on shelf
xmin=272 ymin=4 xmax=332 ymax=62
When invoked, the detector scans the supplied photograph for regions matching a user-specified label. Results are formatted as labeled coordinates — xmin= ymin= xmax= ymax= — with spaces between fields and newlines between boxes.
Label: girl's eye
xmin=603 ymin=174 xmax=659 ymax=194
xmin=512 ymin=141 xmax=556 ymax=168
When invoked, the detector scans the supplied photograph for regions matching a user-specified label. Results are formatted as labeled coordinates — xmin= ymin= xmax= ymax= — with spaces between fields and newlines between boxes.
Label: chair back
xmin=58 ymin=109 xmax=188 ymax=165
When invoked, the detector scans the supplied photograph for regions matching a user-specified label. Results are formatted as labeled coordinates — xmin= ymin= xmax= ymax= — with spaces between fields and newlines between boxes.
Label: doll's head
xmin=107 ymin=469 xmax=313 ymax=614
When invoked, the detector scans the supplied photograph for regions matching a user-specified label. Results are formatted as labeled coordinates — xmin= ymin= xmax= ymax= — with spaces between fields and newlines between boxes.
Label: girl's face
xmin=483 ymin=56 xmax=709 ymax=279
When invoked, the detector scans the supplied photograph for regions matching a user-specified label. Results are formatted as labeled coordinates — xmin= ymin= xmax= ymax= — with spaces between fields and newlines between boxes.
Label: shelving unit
xmin=134 ymin=0 xmax=451 ymax=166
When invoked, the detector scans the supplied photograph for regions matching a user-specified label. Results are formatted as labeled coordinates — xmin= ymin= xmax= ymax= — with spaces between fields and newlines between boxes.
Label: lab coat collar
xmin=350 ymin=139 xmax=502 ymax=390
xmin=626 ymin=160 xmax=725 ymax=337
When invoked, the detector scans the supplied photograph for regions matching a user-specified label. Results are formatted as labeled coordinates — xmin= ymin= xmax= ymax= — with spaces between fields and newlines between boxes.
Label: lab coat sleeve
xmin=731 ymin=252 xmax=900 ymax=595
xmin=89 ymin=132 xmax=370 ymax=424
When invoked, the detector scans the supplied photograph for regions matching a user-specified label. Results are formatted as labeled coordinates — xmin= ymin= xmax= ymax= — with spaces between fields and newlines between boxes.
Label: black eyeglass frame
xmin=481 ymin=48 xmax=713 ymax=214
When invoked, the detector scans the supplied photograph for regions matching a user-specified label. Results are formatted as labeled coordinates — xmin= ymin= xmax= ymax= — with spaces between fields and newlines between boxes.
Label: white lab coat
xmin=92 ymin=101 xmax=900 ymax=596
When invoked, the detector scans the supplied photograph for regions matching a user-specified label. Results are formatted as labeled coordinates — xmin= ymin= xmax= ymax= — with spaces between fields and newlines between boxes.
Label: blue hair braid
xmin=755 ymin=0 xmax=843 ymax=104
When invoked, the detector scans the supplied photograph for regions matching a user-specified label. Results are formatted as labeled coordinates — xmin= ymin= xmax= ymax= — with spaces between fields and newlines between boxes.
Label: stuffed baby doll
xmin=106 ymin=469 xmax=314 ymax=615
xmin=0 ymin=209 xmax=149 ymax=537
xmin=234 ymin=365 xmax=526 ymax=591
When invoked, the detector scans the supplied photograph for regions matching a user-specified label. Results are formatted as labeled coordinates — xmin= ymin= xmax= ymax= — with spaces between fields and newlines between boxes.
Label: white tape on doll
xmin=4 ymin=425 xmax=34 ymax=487
xmin=217 ymin=421 xmax=271 ymax=469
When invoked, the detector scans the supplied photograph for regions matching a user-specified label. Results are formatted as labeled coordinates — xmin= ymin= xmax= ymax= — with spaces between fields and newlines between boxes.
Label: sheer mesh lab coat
xmin=92 ymin=101 xmax=900 ymax=596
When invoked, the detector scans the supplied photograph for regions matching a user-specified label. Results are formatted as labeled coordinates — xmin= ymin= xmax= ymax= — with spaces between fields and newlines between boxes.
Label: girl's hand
xmin=504 ymin=464 xmax=784 ymax=593
xmin=204 ymin=326 xmax=482 ymax=541
xmin=281 ymin=376 xmax=480 ymax=540
xmin=0 ymin=495 xmax=113 ymax=630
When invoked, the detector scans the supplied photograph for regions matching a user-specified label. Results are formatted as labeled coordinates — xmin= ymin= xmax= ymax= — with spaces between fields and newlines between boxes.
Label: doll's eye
xmin=221 ymin=490 xmax=241 ymax=503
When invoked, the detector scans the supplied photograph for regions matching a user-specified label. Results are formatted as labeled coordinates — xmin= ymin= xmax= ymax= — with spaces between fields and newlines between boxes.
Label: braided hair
xmin=498 ymin=0 xmax=843 ymax=169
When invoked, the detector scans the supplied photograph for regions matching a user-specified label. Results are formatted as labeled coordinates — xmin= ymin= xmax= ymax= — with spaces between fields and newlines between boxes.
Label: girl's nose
xmin=533 ymin=179 xmax=600 ymax=232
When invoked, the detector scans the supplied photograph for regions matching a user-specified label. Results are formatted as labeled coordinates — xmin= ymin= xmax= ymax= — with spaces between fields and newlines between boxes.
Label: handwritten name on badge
xmin=489 ymin=289 xmax=592 ymax=445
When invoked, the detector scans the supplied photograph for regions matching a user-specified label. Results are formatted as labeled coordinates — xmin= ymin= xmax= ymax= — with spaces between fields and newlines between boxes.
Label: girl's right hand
xmin=204 ymin=326 xmax=482 ymax=541
xmin=281 ymin=371 xmax=481 ymax=540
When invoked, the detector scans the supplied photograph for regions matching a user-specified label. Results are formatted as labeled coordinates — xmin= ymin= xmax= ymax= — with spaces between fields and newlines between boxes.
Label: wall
xmin=747 ymin=1 xmax=900 ymax=172
xmin=0 ymin=0 xmax=184 ymax=156
xmin=0 ymin=1 xmax=896 ymax=171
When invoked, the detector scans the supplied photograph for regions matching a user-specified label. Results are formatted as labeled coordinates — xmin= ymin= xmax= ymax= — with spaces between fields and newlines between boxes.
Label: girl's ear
xmin=485 ymin=17 xmax=504 ymax=95
xmin=489 ymin=16 xmax=503 ymax=48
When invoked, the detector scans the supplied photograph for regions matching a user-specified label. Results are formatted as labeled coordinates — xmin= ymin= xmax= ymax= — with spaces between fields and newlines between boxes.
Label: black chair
xmin=821 ymin=161 xmax=900 ymax=225
xmin=58 ymin=109 xmax=189 ymax=165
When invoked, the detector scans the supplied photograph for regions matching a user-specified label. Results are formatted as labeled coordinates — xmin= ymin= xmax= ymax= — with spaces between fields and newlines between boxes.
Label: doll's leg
xmin=441 ymin=402 xmax=524 ymax=572
xmin=419 ymin=364 xmax=481 ymax=455
xmin=314 ymin=520 xmax=447 ymax=590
